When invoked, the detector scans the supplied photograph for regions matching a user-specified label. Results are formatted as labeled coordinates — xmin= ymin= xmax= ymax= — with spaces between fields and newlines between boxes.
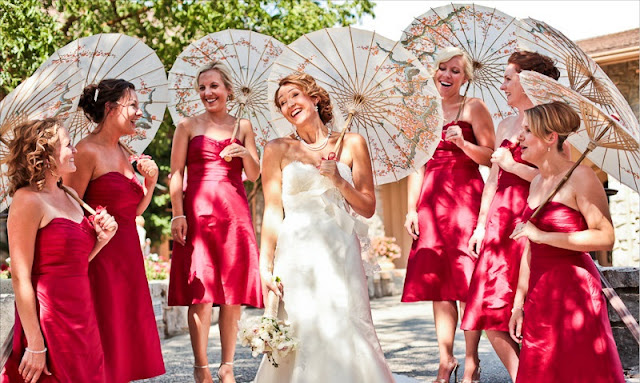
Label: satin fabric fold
xmin=516 ymin=202 xmax=625 ymax=383
xmin=1 ymin=218 xmax=105 ymax=382
xmin=169 ymin=136 xmax=262 ymax=307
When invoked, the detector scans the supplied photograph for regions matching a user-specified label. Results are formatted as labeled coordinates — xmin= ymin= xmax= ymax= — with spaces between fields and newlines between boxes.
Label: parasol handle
xmin=264 ymin=290 xmax=279 ymax=318
xmin=329 ymin=112 xmax=355 ymax=159
xmin=59 ymin=183 xmax=96 ymax=215
xmin=224 ymin=103 xmax=246 ymax=162
xmin=119 ymin=140 xmax=156 ymax=177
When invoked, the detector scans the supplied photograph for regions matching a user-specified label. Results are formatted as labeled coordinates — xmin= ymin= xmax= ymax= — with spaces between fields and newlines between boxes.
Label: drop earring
xmin=547 ymin=146 xmax=551 ymax=152
xmin=315 ymin=104 xmax=319 ymax=112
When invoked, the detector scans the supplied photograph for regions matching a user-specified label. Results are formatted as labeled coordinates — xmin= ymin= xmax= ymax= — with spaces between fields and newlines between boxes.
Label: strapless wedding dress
xmin=253 ymin=161 xmax=395 ymax=383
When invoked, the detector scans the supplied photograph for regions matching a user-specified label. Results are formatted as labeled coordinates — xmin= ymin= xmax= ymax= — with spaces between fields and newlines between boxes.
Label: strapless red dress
xmin=402 ymin=121 xmax=484 ymax=302
xmin=83 ymin=172 xmax=164 ymax=382
xmin=516 ymin=202 xmax=625 ymax=383
xmin=462 ymin=140 xmax=533 ymax=331
xmin=1 ymin=218 xmax=105 ymax=382
xmin=169 ymin=136 xmax=262 ymax=307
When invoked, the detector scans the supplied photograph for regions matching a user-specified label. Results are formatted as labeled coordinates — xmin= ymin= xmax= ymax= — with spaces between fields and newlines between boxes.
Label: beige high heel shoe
xmin=459 ymin=364 xmax=481 ymax=383
xmin=216 ymin=362 xmax=235 ymax=383
xmin=193 ymin=364 xmax=211 ymax=383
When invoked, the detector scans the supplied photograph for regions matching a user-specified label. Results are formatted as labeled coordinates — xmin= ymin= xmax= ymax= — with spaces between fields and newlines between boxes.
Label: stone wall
xmin=600 ymin=266 xmax=639 ymax=374
xmin=601 ymin=59 xmax=640 ymax=122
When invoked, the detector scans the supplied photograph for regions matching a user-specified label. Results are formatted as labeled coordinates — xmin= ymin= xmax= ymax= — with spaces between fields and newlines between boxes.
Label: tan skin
xmin=63 ymin=89 xmax=159 ymax=210
xmin=169 ymin=69 xmax=260 ymax=383
xmin=403 ymin=55 xmax=495 ymax=383
xmin=9 ymin=127 xmax=117 ymax=383
xmin=508 ymin=115 xmax=614 ymax=346
xmin=260 ymin=83 xmax=376 ymax=302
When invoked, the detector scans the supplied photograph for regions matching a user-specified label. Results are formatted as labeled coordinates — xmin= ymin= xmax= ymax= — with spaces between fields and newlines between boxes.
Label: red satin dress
xmin=516 ymin=202 xmax=625 ymax=383
xmin=1 ymin=218 xmax=105 ymax=382
xmin=83 ymin=172 xmax=165 ymax=382
xmin=462 ymin=140 xmax=533 ymax=331
xmin=169 ymin=136 xmax=262 ymax=307
xmin=402 ymin=121 xmax=483 ymax=302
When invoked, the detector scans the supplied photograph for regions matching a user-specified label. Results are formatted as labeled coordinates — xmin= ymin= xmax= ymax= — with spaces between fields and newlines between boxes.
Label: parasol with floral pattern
xmin=268 ymin=26 xmax=443 ymax=185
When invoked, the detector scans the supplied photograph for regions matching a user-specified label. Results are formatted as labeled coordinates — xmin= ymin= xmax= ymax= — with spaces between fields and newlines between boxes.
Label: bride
xmin=254 ymin=73 xmax=395 ymax=382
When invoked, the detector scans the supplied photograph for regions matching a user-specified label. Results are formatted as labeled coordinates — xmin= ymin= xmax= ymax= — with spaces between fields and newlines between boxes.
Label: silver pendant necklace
xmin=295 ymin=130 xmax=330 ymax=151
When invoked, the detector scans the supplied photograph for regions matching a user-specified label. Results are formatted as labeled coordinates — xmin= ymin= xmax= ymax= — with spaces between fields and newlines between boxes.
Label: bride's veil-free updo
xmin=274 ymin=73 xmax=334 ymax=126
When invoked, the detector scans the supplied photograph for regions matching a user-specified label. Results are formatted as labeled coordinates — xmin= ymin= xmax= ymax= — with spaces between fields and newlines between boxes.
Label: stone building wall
xmin=601 ymin=59 xmax=640 ymax=266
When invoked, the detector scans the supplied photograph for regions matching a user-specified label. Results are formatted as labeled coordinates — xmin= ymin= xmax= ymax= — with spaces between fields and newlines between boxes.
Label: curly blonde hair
xmin=6 ymin=118 xmax=61 ymax=196
xmin=274 ymin=73 xmax=333 ymax=125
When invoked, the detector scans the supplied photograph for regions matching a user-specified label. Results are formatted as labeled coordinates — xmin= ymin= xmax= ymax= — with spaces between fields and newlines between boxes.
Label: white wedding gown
xmin=253 ymin=161 xmax=395 ymax=383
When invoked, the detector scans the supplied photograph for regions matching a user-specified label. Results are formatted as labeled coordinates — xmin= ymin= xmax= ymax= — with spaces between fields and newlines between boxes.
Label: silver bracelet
xmin=25 ymin=347 xmax=47 ymax=354
xmin=511 ymin=306 xmax=524 ymax=314
xmin=171 ymin=215 xmax=186 ymax=223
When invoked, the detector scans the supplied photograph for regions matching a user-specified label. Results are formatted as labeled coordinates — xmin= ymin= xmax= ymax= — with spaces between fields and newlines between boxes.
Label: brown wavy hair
xmin=274 ymin=73 xmax=333 ymax=125
xmin=508 ymin=51 xmax=560 ymax=80
xmin=524 ymin=101 xmax=580 ymax=151
xmin=6 ymin=118 xmax=61 ymax=196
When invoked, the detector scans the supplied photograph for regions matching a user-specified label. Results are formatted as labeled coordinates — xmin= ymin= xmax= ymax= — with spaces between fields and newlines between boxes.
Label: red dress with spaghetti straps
xmin=402 ymin=121 xmax=483 ymax=302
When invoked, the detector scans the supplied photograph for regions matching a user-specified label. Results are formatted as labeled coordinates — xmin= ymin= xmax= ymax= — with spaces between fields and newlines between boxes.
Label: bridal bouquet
xmin=238 ymin=283 xmax=297 ymax=367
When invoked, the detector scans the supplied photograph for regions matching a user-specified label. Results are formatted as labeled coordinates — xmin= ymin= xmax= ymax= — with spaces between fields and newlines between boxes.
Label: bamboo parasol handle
xmin=224 ymin=103 xmax=246 ymax=162
xmin=59 ymin=184 xmax=96 ymax=215
xmin=119 ymin=140 xmax=156 ymax=177
xmin=329 ymin=112 xmax=355 ymax=160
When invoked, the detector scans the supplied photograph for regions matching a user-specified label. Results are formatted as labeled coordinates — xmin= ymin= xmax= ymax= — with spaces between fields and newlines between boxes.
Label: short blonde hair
xmin=434 ymin=46 xmax=474 ymax=81
xmin=6 ymin=118 xmax=61 ymax=196
xmin=193 ymin=61 xmax=235 ymax=101
xmin=524 ymin=102 xmax=580 ymax=151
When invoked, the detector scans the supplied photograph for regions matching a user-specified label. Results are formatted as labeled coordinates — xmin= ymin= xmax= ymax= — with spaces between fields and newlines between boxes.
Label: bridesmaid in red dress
xmin=63 ymin=80 xmax=165 ymax=382
xmin=509 ymin=102 xmax=625 ymax=383
xmin=402 ymin=47 xmax=495 ymax=383
xmin=168 ymin=61 xmax=262 ymax=383
xmin=2 ymin=119 xmax=117 ymax=383
xmin=461 ymin=52 xmax=561 ymax=381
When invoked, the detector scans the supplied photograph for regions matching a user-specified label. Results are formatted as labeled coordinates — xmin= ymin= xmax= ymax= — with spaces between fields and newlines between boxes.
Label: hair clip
xmin=94 ymin=88 xmax=100 ymax=102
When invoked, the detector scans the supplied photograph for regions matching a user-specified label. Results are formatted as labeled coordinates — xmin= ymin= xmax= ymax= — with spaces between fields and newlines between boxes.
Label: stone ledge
xmin=601 ymin=266 xmax=640 ymax=289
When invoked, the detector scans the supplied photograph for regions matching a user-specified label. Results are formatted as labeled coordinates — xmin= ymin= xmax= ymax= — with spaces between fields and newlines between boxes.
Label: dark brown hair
xmin=78 ymin=79 xmax=136 ymax=124
xmin=274 ymin=73 xmax=333 ymax=125
xmin=508 ymin=51 xmax=560 ymax=80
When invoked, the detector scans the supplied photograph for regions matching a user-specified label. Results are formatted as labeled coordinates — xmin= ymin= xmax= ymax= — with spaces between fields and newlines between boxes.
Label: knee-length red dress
xmin=402 ymin=121 xmax=484 ymax=302
xmin=84 ymin=172 xmax=165 ymax=383
xmin=516 ymin=202 xmax=625 ymax=383
xmin=1 ymin=218 xmax=105 ymax=382
xmin=462 ymin=140 xmax=532 ymax=331
xmin=168 ymin=136 xmax=262 ymax=307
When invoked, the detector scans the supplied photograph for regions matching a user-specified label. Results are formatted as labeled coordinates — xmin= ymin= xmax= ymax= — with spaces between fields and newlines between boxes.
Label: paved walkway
xmin=139 ymin=295 xmax=514 ymax=382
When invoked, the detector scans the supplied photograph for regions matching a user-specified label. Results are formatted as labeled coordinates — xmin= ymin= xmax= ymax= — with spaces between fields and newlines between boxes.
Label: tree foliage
xmin=0 ymin=0 xmax=375 ymax=242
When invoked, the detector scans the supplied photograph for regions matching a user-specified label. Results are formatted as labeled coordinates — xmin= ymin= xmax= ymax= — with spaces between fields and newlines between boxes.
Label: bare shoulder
xmin=344 ymin=132 xmax=367 ymax=147
xmin=9 ymin=188 xmax=43 ymax=218
xmin=264 ymin=137 xmax=291 ymax=157
xmin=466 ymin=97 xmax=490 ymax=111
xmin=571 ymin=164 xmax=601 ymax=187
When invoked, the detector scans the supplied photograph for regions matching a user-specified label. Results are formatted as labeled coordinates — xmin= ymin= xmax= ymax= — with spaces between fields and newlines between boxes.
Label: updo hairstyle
xmin=508 ymin=51 xmax=561 ymax=80
xmin=274 ymin=73 xmax=333 ymax=125
xmin=78 ymin=79 xmax=136 ymax=124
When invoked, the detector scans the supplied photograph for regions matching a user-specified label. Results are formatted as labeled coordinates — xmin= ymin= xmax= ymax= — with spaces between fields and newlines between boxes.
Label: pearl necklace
xmin=295 ymin=130 xmax=330 ymax=151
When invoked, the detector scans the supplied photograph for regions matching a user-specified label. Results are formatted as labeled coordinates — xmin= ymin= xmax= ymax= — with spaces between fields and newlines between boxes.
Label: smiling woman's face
xmin=276 ymin=84 xmax=318 ymax=126
xmin=434 ymin=55 xmax=467 ymax=98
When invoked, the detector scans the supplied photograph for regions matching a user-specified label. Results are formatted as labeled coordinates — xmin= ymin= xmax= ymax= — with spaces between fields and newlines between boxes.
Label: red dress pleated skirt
xmin=516 ymin=202 xmax=625 ymax=383
xmin=462 ymin=140 xmax=532 ymax=331
xmin=169 ymin=136 xmax=262 ymax=308
xmin=402 ymin=121 xmax=483 ymax=302
xmin=1 ymin=218 xmax=105 ymax=382
xmin=83 ymin=172 xmax=165 ymax=382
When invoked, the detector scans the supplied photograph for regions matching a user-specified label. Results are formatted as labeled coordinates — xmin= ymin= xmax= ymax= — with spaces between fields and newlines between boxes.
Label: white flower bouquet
xmin=238 ymin=281 xmax=297 ymax=367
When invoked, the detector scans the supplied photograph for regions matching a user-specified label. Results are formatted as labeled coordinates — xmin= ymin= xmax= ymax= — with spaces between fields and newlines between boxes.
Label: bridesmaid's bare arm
xmin=509 ymin=241 xmax=531 ymax=344
xmin=456 ymin=98 xmax=495 ymax=166
xmin=8 ymin=191 xmax=47 ymax=354
xmin=239 ymin=119 xmax=261 ymax=182
xmin=169 ymin=119 xmax=191 ymax=246
xmin=404 ymin=166 xmax=425 ymax=240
